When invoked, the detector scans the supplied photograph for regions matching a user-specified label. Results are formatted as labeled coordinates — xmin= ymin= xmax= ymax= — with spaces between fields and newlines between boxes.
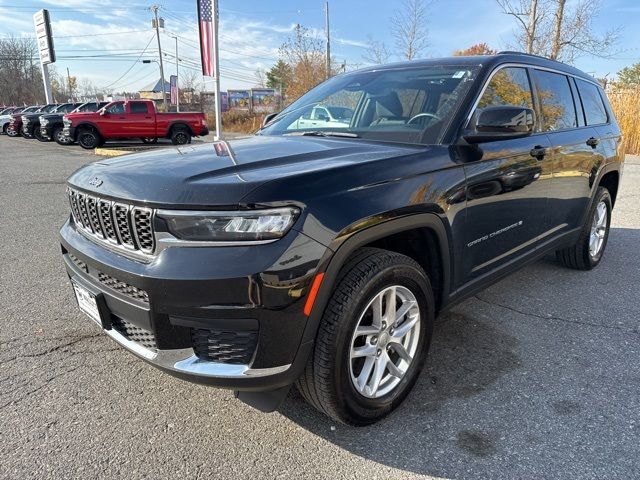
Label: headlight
xmin=157 ymin=207 xmax=299 ymax=242
xmin=41 ymin=118 xmax=48 ymax=126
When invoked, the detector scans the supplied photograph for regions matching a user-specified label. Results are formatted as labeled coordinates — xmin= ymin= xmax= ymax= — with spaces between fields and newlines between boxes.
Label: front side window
xmin=532 ymin=70 xmax=577 ymax=131
xmin=105 ymin=102 xmax=125 ymax=114
xmin=477 ymin=67 xmax=534 ymax=110
xmin=260 ymin=65 xmax=479 ymax=145
xmin=130 ymin=102 xmax=148 ymax=114
xmin=576 ymin=79 xmax=608 ymax=125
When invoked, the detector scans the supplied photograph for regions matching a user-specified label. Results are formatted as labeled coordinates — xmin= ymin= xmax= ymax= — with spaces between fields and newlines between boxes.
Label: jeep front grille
xmin=191 ymin=329 xmax=258 ymax=365
xmin=67 ymin=187 xmax=155 ymax=255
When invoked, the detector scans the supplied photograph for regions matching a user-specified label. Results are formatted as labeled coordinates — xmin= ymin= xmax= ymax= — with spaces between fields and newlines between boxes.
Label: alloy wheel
xmin=349 ymin=285 xmax=421 ymax=399
xmin=589 ymin=201 xmax=607 ymax=258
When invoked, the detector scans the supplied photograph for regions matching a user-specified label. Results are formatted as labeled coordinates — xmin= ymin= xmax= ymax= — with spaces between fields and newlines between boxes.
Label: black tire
xmin=296 ymin=248 xmax=434 ymax=425
xmin=141 ymin=137 xmax=158 ymax=144
xmin=170 ymin=127 xmax=191 ymax=145
xmin=7 ymin=126 xmax=19 ymax=137
xmin=556 ymin=186 xmax=612 ymax=270
xmin=77 ymin=128 xmax=101 ymax=149
xmin=34 ymin=125 xmax=49 ymax=142
xmin=53 ymin=126 xmax=71 ymax=145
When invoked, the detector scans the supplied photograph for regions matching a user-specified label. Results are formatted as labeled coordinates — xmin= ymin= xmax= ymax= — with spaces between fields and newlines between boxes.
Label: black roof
xmin=357 ymin=52 xmax=595 ymax=82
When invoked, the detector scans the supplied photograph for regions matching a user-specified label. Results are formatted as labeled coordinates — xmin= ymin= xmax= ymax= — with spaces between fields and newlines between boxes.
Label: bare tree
xmin=498 ymin=0 xmax=620 ymax=62
xmin=180 ymin=70 xmax=202 ymax=104
xmin=497 ymin=0 xmax=547 ymax=54
xmin=391 ymin=0 xmax=430 ymax=60
xmin=363 ymin=36 xmax=391 ymax=64
xmin=0 ymin=36 xmax=44 ymax=105
xmin=254 ymin=68 xmax=266 ymax=87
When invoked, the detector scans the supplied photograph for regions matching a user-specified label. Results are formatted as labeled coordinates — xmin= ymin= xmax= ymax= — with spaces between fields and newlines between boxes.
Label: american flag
xmin=198 ymin=0 xmax=216 ymax=77
xmin=170 ymin=75 xmax=177 ymax=104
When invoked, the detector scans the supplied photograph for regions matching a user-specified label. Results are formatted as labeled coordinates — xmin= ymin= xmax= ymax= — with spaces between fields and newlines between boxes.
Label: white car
xmin=289 ymin=105 xmax=354 ymax=130
xmin=0 ymin=107 xmax=20 ymax=134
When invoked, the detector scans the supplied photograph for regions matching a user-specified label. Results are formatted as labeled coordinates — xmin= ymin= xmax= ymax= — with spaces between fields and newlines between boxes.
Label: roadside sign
xmin=33 ymin=9 xmax=55 ymax=65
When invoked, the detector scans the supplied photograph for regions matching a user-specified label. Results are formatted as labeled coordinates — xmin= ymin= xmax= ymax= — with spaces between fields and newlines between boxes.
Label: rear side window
xmin=130 ymin=102 xmax=148 ymax=114
xmin=576 ymin=79 xmax=608 ymax=125
xmin=532 ymin=70 xmax=577 ymax=131
xmin=477 ymin=67 xmax=534 ymax=110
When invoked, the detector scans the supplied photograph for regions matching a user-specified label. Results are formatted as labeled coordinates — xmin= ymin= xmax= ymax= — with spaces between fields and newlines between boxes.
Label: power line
xmin=103 ymin=34 xmax=155 ymax=90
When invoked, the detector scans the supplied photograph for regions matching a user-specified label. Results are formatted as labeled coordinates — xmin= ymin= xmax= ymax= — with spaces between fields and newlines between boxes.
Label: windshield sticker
xmin=452 ymin=71 xmax=466 ymax=78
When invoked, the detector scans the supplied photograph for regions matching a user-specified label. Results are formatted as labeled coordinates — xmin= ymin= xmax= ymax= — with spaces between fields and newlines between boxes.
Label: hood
xmin=68 ymin=135 xmax=420 ymax=207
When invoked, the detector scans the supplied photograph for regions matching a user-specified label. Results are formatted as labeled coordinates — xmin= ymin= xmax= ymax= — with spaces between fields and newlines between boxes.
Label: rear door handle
xmin=529 ymin=146 xmax=547 ymax=160
xmin=586 ymin=137 xmax=599 ymax=148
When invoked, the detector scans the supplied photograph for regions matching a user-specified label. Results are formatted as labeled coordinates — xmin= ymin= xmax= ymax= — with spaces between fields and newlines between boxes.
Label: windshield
xmin=261 ymin=65 xmax=479 ymax=145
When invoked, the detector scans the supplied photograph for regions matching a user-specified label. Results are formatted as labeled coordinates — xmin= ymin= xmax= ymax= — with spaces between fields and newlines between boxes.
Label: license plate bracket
xmin=71 ymin=279 xmax=110 ymax=329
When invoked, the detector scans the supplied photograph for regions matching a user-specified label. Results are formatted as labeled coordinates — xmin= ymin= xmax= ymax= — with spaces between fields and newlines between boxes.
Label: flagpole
xmin=212 ymin=0 xmax=222 ymax=140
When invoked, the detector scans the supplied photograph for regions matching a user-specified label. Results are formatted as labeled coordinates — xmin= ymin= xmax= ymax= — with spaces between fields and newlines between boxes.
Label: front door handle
xmin=586 ymin=137 xmax=599 ymax=148
xmin=529 ymin=146 xmax=547 ymax=160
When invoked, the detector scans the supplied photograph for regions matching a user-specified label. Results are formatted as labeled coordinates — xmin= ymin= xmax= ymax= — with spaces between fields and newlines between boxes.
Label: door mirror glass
xmin=262 ymin=112 xmax=278 ymax=127
xmin=464 ymin=106 xmax=535 ymax=143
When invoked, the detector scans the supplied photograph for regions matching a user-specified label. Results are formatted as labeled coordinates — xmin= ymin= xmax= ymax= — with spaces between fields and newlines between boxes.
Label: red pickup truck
xmin=63 ymin=99 xmax=209 ymax=149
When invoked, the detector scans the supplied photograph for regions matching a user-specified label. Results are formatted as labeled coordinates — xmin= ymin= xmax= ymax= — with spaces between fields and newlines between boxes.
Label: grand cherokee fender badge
xmin=88 ymin=177 xmax=103 ymax=187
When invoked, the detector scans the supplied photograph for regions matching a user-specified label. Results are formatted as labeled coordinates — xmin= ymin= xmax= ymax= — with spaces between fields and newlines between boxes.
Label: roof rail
xmin=497 ymin=51 xmax=555 ymax=61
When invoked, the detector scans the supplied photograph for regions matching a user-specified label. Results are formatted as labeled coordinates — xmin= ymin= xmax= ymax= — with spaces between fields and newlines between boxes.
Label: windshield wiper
xmin=283 ymin=131 xmax=360 ymax=138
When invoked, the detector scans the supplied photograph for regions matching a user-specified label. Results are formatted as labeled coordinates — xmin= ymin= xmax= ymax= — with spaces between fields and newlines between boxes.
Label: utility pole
xmin=151 ymin=5 xmax=167 ymax=108
xmin=174 ymin=35 xmax=179 ymax=112
xmin=66 ymin=67 xmax=72 ymax=101
xmin=325 ymin=1 xmax=331 ymax=79
xmin=212 ymin=0 xmax=222 ymax=140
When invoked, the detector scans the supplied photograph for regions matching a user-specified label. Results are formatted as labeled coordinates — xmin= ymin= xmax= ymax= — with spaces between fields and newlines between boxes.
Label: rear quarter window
xmin=576 ymin=79 xmax=608 ymax=125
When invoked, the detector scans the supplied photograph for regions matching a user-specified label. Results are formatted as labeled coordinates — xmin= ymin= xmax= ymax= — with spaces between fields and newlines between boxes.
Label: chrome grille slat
xmin=66 ymin=187 xmax=156 ymax=256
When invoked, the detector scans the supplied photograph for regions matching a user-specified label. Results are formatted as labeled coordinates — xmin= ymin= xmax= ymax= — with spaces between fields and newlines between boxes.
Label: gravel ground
xmin=1 ymin=137 xmax=638 ymax=480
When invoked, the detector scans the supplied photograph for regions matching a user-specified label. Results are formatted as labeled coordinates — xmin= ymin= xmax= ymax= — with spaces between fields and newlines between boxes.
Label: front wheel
xmin=77 ymin=128 xmax=101 ymax=149
xmin=556 ymin=186 xmax=612 ymax=270
xmin=296 ymin=248 xmax=434 ymax=425
xmin=7 ymin=126 xmax=19 ymax=137
xmin=34 ymin=126 xmax=49 ymax=142
xmin=53 ymin=126 xmax=72 ymax=145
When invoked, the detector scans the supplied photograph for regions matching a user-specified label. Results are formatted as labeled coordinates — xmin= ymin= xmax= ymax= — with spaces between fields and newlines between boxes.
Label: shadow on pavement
xmin=278 ymin=227 xmax=640 ymax=479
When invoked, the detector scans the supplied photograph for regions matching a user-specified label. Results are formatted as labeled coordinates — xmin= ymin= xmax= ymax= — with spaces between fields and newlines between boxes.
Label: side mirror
xmin=464 ymin=106 xmax=535 ymax=144
xmin=262 ymin=112 xmax=278 ymax=127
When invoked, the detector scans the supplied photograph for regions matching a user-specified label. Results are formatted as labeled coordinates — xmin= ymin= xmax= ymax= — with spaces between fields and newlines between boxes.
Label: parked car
xmin=37 ymin=102 xmax=84 ymax=143
xmin=21 ymin=104 xmax=59 ymax=139
xmin=62 ymin=99 xmax=209 ymax=149
xmin=40 ymin=102 xmax=109 ymax=144
xmin=6 ymin=105 xmax=41 ymax=137
xmin=60 ymin=52 xmax=623 ymax=425
xmin=0 ymin=107 xmax=22 ymax=134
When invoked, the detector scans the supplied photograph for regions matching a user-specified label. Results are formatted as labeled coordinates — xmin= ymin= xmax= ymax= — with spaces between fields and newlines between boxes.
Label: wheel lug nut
xmin=389 ymin=327 xmax=395 ymax=334
xmin=370 ymin=336 xmax=378 ymax=345
xmin=381 ymin=321 xmax=387 ymax=329
xmin=376 ymin=349 xmax=382 ymax=357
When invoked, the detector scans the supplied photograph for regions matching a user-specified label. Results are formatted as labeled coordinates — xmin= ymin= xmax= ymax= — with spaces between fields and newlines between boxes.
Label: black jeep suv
xmin=60 ymin=52 xmax=623 ymax=425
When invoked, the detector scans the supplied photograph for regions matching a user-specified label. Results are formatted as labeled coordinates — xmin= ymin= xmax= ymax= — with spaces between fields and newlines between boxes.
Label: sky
xmin=0 ymin=0 xmax=638 ymax=94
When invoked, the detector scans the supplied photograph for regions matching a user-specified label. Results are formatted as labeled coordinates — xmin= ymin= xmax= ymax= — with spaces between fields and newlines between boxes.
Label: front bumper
xmin=60 ymin=218 xmax=325 ymax=391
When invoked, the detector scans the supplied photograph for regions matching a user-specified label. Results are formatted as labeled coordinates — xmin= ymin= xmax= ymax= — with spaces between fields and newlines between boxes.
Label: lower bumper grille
xmin=191 ymin=329 xmax=258 ymax=364
xmin=98 ymin=272 xmax=149 ymax=304
xmin=111 ymin=316 xmax=156 ymax=350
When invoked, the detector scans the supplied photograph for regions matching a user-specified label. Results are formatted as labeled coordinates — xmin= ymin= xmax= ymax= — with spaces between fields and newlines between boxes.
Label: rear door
xmin=531 ymin=69 xmax=604 ymax=235
xmin=125 ymin=101 xmax=155 ymax=137
xmin=461 ymin=66 xmax=553 ymax=281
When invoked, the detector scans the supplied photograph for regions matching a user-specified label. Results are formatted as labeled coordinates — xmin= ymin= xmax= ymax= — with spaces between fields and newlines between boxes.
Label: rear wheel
xmin=170 ymin=127 xmax=191 ymax=145
xmin=556 ymin=186 xmax=612 ymax=270
xmin=77 ymin=128 xmax=101 ymax=149
xmin=296 ymin=248 xmax=434 ymax=425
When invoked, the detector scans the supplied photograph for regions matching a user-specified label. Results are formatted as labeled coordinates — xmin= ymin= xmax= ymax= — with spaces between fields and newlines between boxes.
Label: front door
xmin=461 ymin=66 xmax=553 ymax=282
xmin=125 ymin=101 xmax=156 ymax=137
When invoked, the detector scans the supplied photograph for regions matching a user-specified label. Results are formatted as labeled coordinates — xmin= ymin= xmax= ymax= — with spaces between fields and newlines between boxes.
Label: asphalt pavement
xmin=1 ymin=136 xmax=638 ymax=479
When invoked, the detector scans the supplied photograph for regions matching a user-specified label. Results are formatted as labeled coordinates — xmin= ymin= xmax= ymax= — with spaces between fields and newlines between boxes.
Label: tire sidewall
xmin=332 ymin=262 xmax=434 ymax=423
xmin=171 ymin=129 xmax=190 ymax=145
xmin=78 ymin=130 xmax=99 ymax=149
xmin=586 ymin=188 xmax=612 ymax=267
xmin=53 ymin=127 xmax=69 ymax=145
